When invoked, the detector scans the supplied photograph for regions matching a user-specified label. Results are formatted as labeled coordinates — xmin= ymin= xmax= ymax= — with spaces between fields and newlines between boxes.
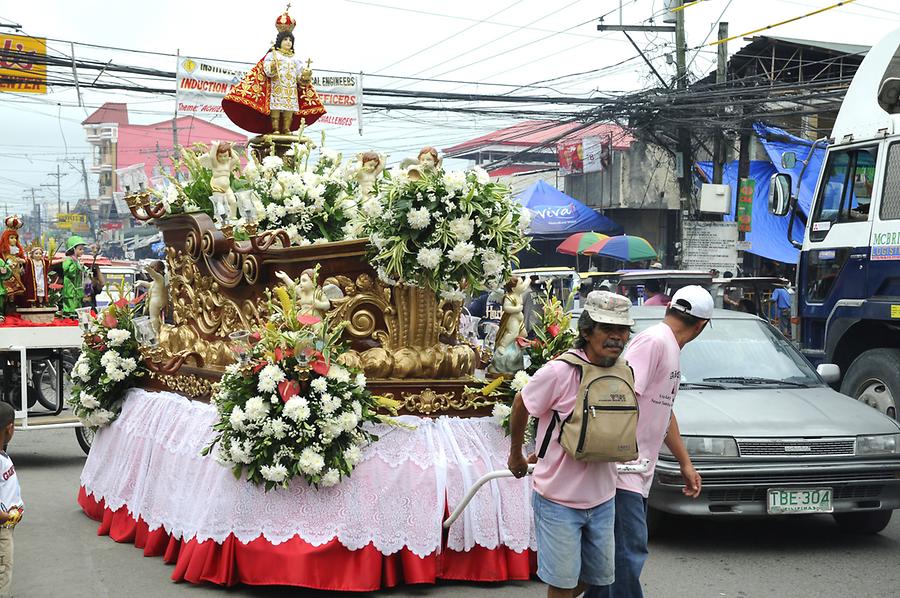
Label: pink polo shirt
xmin=521 ymin=349 xmax=617 ymax=509
xmin=617 ymin=322 xmax=682 ymax=497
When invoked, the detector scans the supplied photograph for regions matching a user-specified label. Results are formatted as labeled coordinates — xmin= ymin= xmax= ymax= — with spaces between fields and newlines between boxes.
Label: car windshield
xmin=633 ymin=317 xmax=821 ymax=387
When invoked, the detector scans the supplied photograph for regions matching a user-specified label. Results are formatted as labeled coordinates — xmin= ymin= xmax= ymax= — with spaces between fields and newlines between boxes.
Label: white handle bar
xmin=442 ymin=459 xmax=651 ymax=529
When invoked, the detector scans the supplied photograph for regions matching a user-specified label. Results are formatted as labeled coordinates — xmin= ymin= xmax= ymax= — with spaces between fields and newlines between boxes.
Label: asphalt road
xmin=9 ymin=425 xmax=900 ymax=597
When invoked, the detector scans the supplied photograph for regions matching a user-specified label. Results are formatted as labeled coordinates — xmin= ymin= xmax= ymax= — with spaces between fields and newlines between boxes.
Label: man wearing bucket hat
xmin=588 ymin=285 xmax=712 ymax=598
xmin=60 ymin=235 xmax=89 ymax=318
xmin=508 ymin=290 xmax=635 ymax=598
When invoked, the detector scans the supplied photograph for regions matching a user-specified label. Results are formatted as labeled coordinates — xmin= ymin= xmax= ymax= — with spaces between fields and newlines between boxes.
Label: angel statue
xmin=275 ymin=268 xmax=343 ymax=320
xmin=222 ymin=6 xmax=326 ymax=135
xmin=488 ymin=275 xmax=531 ymax=375
xmin=199 ymin=141 xmax=241 ymax=220
xmin=356 ymin=151 xmax=384 ymax=201
xmin=134 ymin=261 xmax=168 ymax=337
xmin=402 ymin=146 xmax=442 ymax=181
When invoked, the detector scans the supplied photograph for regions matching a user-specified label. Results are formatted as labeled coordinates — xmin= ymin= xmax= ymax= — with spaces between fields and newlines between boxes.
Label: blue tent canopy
xmin=752 ymin=122 xmax=826 ymax=218
xmin=515 ymin=180 xmax=622 ymax=238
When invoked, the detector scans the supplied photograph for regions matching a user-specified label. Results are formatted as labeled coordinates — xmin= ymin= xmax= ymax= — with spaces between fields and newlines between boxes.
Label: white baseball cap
xmin=584 ymin=290 xmax=635 ymax=326
xmin=669 ymin=285 xmax=714 ymax=320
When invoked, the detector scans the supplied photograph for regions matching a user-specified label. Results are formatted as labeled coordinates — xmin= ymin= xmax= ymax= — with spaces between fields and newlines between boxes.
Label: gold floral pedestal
xmin=141 ymin=212 xmax=483 ymax=416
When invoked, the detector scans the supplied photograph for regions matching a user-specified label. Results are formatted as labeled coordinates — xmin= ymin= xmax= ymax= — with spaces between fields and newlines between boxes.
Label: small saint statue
xmin=134 ymin=261 xmax=168 ymax=337
xmin=488 ymin=275 xmax=531 ymax=375
xmin=60 ymin=235 xmax=90 ymax=318
xmin=21 ymin=242 xmax=51 ymax=308
xmin=0 ymin=217 xmax=26 ymax=305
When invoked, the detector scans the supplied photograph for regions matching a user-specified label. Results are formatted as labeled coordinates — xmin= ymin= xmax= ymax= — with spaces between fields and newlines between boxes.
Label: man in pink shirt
xmin=588 ymin=285 xmax=712 ymax=598
xmin=641 ymin=280 xmax=669 ymax=306
xmin=508 ymin=290 xmax=634 ymax=598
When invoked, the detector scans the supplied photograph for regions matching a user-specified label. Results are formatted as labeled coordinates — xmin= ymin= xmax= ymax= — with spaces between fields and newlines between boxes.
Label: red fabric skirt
xmin=78 ymin=487 xmax=535 ymax=591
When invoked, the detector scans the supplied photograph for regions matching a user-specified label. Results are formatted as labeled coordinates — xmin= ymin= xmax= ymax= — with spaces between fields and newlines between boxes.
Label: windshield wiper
xmin=703 ymin=376 xmax=811 ymax=388
xmin=680 ymin=382 xmax=728 ymax=389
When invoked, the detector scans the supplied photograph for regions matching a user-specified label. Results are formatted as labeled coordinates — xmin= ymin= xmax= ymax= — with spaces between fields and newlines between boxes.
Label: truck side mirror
xmin=768 ymin=172 xmax=792 ymax=217
xmin=878 ymin=77 xmax=900 ymax=113
xmin=781 ymin=151 xmax=797 ymax=170
xmin=816 ymin=363 xmax=841 ymax=385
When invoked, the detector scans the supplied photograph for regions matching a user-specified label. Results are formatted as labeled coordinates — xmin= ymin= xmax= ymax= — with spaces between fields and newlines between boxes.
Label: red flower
xmin=297 ymin=314 xmax=322 ymax=326
xmin=103 ymin=312 xmax=118 ymax=329
xmin=302 ymin=348 xmax=329 ymax=376
xmin=252 ymin=361 xmax=268 ymax=374
xmin=515 ymin=336 xmax=532 ymax=348
xmin=114 ymin=297 xmax=129 ymax=309
xmin=548 ymin=324 xmax=561 ymax=338
xmin=273 ymin=347 xmax=294 ymax=362
xmin=277 ymin=379 xmax=300 ymax=403
xmin=249 ymin=332 xmax=262 ymax=345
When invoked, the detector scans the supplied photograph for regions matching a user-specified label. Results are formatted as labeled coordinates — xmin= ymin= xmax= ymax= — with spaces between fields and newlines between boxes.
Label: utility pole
xmin=675 ymin=0 xmax=692 ymax=197
xmin=712 ymin=22 xmax=729 ymax=185
xmin=41 ymin=165 xmax=64 ymax=223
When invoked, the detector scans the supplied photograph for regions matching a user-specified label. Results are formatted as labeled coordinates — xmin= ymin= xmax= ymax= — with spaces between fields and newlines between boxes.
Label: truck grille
xmin=737 ymin=439 xmax=855 ymax=457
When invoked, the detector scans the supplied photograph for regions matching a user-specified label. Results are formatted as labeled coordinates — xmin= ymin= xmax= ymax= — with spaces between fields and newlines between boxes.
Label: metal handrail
xmin=443 ymin=459 xmax=652 ymax=529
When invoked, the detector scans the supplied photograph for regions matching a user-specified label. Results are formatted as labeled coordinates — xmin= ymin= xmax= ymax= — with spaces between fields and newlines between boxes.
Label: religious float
xmin=72 ymin=6 xmax=575 ymax=591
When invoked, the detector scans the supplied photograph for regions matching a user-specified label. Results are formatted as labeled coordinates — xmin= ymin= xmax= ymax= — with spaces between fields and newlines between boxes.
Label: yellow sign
xmin=57 ymin=213 xmax=87 ymax=230
xmin=0 ymin=34 xmax=47 ymax=94
xmin=892 ymin=305 xmax=900 ymax=319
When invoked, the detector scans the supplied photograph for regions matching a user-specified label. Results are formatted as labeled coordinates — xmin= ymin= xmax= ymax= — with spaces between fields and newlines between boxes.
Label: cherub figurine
xmin=275 ymin=268 xmax=343 ymax=320
xmin=21 ymin=243 xmax=50 ymax=307
xmin=404 ymin=146 xmax=441 ymax=181
xmin=199 ymin=141 xmax=241 ymax=220
xmin=356 ymin=151 xmax=384 ymax=201
xmin=488 ymin=275 xmax=531 ymax=375
xmin=134 ymin=261 xmax=168 ymax=337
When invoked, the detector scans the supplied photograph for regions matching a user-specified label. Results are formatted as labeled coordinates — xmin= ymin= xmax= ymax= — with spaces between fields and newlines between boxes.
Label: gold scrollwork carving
xmin=382 ymin=388 xmax=486 ymax=415
xmin=242 ymin=254 xmax=259 ymax=285
xmin=149 ymin=370 xmax=215 ymax=399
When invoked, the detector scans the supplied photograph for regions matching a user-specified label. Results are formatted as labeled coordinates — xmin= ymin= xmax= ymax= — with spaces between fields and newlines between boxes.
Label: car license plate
xmin=767 ymin=488 xmax=833 ymax=514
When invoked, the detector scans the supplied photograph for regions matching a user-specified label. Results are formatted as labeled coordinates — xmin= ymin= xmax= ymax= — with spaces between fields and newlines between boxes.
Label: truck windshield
xmin=810 ymin=147 xmax=877 ymax=239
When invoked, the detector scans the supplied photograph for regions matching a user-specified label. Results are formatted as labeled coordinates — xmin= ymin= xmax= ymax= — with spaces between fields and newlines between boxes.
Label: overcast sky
xmin=1 ymin=0 xmax=899 ymax=214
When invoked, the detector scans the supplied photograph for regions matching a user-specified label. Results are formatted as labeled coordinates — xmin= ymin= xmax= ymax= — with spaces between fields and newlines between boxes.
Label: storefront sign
xmin=736 ymin=178 xmax=754 ymax=232
xmin=0 ymin=34 xmax=46 ymax=93
xmin=558 ymin=139 xmax=583 ymax=175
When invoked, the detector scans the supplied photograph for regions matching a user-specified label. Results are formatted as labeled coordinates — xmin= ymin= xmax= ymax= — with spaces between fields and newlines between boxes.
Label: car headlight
xmin=659 ymin=436 xmax=738 ymax=458
xmin=857 ymin=434 xmax=900 ymax=456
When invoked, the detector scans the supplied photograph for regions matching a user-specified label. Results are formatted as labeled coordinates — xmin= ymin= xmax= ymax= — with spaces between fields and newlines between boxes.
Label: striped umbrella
xmin=584 ymin=234 xmax=657 ymax=262
xmin=556 ymin=232 xmax=610 ymax=256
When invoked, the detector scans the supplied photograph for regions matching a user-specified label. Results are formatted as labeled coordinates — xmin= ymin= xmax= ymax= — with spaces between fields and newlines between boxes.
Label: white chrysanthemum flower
xmin=310 ymin=377 xmax=329 ymax=393
xmin=443 ymin=170 xmax=467 ymax=193
xmin=298 ymin=448 xmax=325 ymax=475
xmin=229 ymin=441 xmax=252 ymax=464
xmin=260 ymin=463 xmax=289 ymax=483
xmin=106 ymin=328 xmax=131 ymax=347
xmin=492 ymin=402 xmax=512 ymax=426
xmin=377 ymin=267 xmax=398 ymax=286
xmin=361 ymin=197 xmax=383 ymax=219
xmin=321 ymin=417 xmax=344 ymax=439
xmin=481 ymin=248 xmax=504 ymax=277
xmin=320 ymin=468 xmax=341 ymax=487
xmin=447 ymin=241 xmax=476 ymax=264
xmin=79 ymin=392 xmax=100 ymax=409
xmin=326 ymin=365 xmax=351 ymax=384
xmin=448 ymin=216 xmax=474 ymax=241
xmin=88 ymin=408 xmax=115 ymax=428
xmin=339 ymin=411 xmax=359 ymax=432
xmin=243 ymin=160 xmax=260 ymax=182
xmin=119 ymin=357 xmax=137 ymax=375
xmin=320 ymin=393 xmax=341 ymax=414
xmin=407 ymin=206 xmax=431 ymax=229
xmin=100 ymin=350 xmax=120 ymax=370
xmin=269 ymin=418 xmax=288 ymax=440
xmin=283 ymin=396 xmax=312 ymax=422
xmin=440 ymin=287 xmax=467 ymax=303
xmin=244 ymin=396 xmax=269 ymax=420
xmin=416 ymin=247 xmax=442 ymax=270
xmin=343 ymin=444 xmax=363 ymax=466
xmin=511 ymin=370 xmax=531 ymax=392
xmin=351 ymin=401 xmax=362 ymax=418
xmin=257 ymin=364 xmax=286 ymax=394
xmin=107 ymin=366 xmax=126 ymax=383
xmin=518 ymin=207 xmax=533 ymax=231
xmin=229 ymin=405 xmax=247 ymax=431
xmin=261 ymin=155 xmax=284 ymax=172
xmin=472 ymin=166 xmax=490 ymax=185
xmin=73 ymin=360 xmax=91 ymax=382
xmin=370 ymin=232 xmax=387 ymax=250
xmin=354 ymin=372 xmax=366 ymax=388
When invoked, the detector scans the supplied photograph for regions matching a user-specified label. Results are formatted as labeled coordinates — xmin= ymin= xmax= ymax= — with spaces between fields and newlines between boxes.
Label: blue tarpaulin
xmin=695 ymin=122 xmax=827 ymax=264
xmin=515 ymin=180 xmax=623 ymax=238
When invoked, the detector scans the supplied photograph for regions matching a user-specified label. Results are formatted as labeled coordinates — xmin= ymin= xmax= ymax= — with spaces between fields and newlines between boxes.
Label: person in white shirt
xmin=0 ymin=401 xmax=23 ymax=598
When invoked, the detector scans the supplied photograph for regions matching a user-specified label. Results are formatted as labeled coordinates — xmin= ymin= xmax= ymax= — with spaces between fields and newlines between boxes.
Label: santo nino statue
xmin=221 ymin=6 xmax=326 ymax=135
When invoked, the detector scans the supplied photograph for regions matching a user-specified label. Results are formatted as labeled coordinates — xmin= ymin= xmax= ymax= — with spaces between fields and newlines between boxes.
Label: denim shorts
xmin=532 ymin=491 xmax=615 ymax=589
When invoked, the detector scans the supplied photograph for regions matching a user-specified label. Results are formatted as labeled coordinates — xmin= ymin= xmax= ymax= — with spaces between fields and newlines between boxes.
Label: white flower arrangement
xmin=359 ymin=166 xmax=531 ymax=295
xmin=68 ymin=302 xmax=147 ymax=430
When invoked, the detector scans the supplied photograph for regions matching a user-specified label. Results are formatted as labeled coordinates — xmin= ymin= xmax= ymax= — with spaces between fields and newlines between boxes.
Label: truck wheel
xmin=840 ymin=349 xmax=900 ymax=420
xmin=833 ymin=510 xmax=892 ymax=534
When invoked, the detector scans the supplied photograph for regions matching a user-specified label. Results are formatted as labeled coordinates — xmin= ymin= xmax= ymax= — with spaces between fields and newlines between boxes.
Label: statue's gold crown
xmin=4 ymin=215 xmax=22 ymax=231
xmin=276 ymin=9 xmax=296 ymax=34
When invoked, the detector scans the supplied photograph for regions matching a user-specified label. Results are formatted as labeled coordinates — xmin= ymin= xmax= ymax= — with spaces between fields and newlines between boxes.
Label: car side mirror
xmin=768 ymin=172 xmax=792 ymax=217
xmin=816 ymin=363 xmax=841 ymax=384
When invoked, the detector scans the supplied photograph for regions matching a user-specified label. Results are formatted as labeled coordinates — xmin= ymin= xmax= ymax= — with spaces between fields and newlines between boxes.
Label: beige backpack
xmin=537 ymin=352 xmax=639 ymax=463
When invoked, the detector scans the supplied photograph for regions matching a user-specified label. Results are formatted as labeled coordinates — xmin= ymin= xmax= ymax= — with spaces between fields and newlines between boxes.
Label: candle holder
xmin=228 ymin=329 xmax=251 ymax=365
